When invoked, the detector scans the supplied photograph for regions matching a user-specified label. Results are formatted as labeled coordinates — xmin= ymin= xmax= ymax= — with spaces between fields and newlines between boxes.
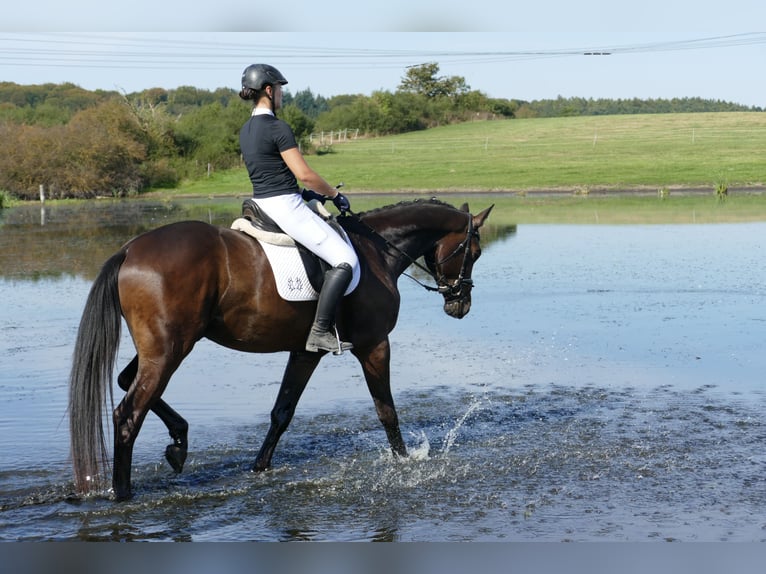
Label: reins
xmin=342 ymin=207 xmax=476 ymax=296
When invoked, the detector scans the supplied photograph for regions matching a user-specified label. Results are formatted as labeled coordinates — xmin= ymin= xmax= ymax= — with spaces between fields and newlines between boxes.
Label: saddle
xmin=235 ymin=198 xmax=345 ymax=293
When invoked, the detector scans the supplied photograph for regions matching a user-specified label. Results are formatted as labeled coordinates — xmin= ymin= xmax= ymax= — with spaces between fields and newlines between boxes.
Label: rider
xmin=238 ymin=63 xmax=358 ymax=354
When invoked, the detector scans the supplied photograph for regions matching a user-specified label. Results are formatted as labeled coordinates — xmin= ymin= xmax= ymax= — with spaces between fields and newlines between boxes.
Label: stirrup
xmin=306 ymin=326 xmax=353 ymax=355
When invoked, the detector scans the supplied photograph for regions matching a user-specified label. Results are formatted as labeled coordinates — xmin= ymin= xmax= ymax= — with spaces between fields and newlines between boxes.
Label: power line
xmin=1 ymin=32 xmax=765 ymax=71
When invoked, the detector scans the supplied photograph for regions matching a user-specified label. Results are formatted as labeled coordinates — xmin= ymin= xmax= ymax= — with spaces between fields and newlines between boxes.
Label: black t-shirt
xmin=239 ymin=114 xmax=300 ymax=198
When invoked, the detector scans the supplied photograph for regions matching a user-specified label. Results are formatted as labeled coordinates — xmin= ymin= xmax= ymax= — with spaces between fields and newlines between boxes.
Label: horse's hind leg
xmin=253 ymin=351 xmax=322 ymax=472
xmin=355 ymin=339 xmax=407 ymax=458
xmin=112 ymin=375 xmax=152 ymax=500
xmin=113 ymin=355 xmax=183 ymax=500
xmin=118 ymin=357 xmax=189 ymax=473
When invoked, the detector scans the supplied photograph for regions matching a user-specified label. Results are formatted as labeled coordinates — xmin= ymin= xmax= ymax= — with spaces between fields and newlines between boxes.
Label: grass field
xmin=174 ymin=111 xmax=766 ymax=197
xmin=165 ymin=111 xmax=766 ymax=223
xmin=309 ymin=112 xmax=766 ymax=193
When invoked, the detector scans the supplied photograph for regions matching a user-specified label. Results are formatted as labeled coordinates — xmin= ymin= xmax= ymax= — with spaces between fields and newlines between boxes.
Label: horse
xmin=68 ymin=198 xmax=493 ymax=500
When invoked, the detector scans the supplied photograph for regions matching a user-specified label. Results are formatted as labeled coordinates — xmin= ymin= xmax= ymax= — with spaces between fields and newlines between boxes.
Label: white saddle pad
xmin=231 ymin=218 xmax=360 ymax=301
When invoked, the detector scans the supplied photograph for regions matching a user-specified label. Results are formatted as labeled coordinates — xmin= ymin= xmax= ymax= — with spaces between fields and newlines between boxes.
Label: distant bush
xmin=0 ymin=189 xmax=12 ymax=208
xmin=0 ymin=100 xmax=148 ymax=199
xmin=716 ymin=181 xmax=729 ymax=202
xmin=140 ymin=158 xmax=181 ymax=189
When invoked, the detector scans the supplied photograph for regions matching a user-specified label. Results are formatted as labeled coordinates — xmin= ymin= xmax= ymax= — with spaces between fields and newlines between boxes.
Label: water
xmin=1 ymin=200 xmax=765 ymax=541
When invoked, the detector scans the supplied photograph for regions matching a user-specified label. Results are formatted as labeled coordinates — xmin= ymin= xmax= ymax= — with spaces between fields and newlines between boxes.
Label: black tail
xmin=68 ymin=250 xmax=126 ymax=494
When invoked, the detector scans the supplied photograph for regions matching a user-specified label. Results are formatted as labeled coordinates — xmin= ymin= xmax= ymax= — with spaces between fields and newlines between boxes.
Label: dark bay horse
xmin=69 ymin=198 xmax=493 ymax=500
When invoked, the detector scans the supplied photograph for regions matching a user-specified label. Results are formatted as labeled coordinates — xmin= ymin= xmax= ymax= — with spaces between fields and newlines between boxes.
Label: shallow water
xmin=1 ymin=200 xmax=765 ymax=541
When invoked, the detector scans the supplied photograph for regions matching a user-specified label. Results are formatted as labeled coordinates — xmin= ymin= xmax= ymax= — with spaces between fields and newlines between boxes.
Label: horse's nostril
xmin=444 ymin=298 xmax=471 ymax=319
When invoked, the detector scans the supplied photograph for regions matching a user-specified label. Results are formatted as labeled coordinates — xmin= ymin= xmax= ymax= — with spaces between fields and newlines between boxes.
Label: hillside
xmin=177 ymin=112 xmax=766 ymax=196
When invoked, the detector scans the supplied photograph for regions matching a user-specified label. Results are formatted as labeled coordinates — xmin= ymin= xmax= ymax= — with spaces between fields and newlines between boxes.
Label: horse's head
xmin=425 ymin=203 xmax=494 ymax=319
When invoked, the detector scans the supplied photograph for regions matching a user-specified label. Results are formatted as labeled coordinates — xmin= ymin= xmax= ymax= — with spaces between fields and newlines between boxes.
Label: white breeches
xmin=251 ymin=193 xmax=358 ymax=269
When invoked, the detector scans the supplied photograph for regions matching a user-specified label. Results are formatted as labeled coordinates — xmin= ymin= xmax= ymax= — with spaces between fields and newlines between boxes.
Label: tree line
xmin=0 ymin=63 xmax=761 ymax=200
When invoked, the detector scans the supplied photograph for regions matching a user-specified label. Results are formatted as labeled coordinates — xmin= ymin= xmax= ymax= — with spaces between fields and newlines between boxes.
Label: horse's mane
xmin=338 ymin=197 xmax=462 ymax=243
xmin=353 ymin=197 xmax=457 ymax=218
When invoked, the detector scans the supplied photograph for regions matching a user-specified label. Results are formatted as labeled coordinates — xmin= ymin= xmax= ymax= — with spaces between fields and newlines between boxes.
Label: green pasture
xmin=173 ymin=111 xmax=766 ymax=197
xmin=167 ymin=111 xmax=766 ymax=223
xmin=309 ymin=112 xmax=766 ymax=193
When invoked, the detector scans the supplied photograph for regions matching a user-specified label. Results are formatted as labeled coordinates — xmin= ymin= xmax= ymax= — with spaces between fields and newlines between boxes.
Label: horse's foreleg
xmin=253 ymin=350 xmax=322 ymax=472
xmin=355 ymin=339 xmax=407 ymax=458
xmin=118 ymin=357 xmax=189 ymax=474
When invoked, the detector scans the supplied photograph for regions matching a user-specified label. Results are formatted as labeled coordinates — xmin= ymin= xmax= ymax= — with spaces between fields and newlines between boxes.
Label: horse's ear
xmin=473 ymin=204 xmax=494 ymax=228
xmin=460 ymin=203 xmax=470 ymax=212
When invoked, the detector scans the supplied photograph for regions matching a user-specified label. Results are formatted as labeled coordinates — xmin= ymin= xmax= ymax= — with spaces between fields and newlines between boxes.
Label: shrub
xmin=715 ymin=179 xmax=729 ymax=202
xmin=0 ymin=189 xmax=11 ymax=208
xmin=141 ymin=158 xmax=180 ymax=189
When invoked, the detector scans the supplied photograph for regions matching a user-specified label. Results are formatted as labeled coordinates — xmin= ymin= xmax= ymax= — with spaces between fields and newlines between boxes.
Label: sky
xmin=1 ymin=2 xmax=766 ymax=108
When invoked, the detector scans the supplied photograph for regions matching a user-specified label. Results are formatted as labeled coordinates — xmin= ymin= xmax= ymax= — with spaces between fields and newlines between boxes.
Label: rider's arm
xmin=281 ymin=148 xmax=338 ymax=199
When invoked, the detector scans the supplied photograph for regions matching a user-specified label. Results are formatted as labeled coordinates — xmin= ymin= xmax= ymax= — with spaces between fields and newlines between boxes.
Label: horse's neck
xmin=362 ymin=205 xmax=464 ymax=273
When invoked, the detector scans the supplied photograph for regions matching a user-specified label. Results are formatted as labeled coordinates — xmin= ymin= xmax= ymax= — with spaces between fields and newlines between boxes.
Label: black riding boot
xmin=305 ymin=263 xmax=353 ymax=354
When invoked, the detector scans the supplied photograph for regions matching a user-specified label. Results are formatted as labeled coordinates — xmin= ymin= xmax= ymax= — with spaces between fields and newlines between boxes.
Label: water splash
xmin=441 ymin=396 xmax=486 ymax=454
xmin=407 ymin=430 xmax=431 ymax=461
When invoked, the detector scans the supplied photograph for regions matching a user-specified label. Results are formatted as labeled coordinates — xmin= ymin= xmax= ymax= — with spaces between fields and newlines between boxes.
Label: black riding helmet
xmin=241 ymin=64 xmax=288 ymax=91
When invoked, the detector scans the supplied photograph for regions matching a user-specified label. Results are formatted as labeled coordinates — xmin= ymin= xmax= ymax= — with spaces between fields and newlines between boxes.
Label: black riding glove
xmin=332 ymin=192 xmax=351 ymax=213
xmin=301 ymin=189 xmax=327 ymax=204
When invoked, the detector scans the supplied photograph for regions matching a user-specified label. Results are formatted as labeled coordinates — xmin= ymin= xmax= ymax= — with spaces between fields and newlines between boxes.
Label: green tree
xmin=121 ymin=90 xmax=179 ymax=160
xmin=399 ymin=63 xmax=470 ymax=99
xmin=292 ymin=88 xmax=329 ymax=118
xmin=280 ymin=104 xmax=315 ymax=147
xmin=174 ymin=101 xmax=247 ymax=170
xmin=62 ymin=100 xmax=148 ymax=196
xmin=487 ymin=98 xmax=518 ymax=118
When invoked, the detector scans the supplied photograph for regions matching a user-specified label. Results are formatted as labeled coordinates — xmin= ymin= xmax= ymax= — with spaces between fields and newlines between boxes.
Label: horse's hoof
xmin=113 ymin=489 xmax=132 ymax=502
xmin=165 ymin=444 xmax=187 ymax=474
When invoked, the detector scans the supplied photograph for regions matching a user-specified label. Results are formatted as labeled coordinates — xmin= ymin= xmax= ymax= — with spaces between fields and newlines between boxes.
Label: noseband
xmin=427 ymin=216 xmax=477 ymax=298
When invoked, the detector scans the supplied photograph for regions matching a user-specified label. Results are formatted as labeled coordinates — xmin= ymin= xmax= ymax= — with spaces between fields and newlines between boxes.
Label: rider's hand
xmin=301 ymin=189 xmax=327 ymax=204
xmin=332 ymin=192 xmax=351 ymax=213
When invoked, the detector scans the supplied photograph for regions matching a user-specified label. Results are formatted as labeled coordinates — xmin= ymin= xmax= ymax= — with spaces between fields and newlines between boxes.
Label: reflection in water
xmin=0 ymin=198 xmax=515 ymax=281
xmin=0 ymin=199 xmax=240 ymax=280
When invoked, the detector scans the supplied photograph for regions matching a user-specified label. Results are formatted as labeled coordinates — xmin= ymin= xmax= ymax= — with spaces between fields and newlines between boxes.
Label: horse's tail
xmin=69 ymin=250 xmax=126 ymax=494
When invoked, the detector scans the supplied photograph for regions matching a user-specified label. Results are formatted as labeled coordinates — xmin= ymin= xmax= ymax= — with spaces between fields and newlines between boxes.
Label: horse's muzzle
xmin=443 ymin=295 xmax=471 ymax=319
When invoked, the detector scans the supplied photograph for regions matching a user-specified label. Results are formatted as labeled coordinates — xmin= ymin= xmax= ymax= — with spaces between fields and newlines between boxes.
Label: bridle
xmin=426 ymin=215 xmax=477 ymax=298
xmin=345 ymin=209 xmax=478 ymax=298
